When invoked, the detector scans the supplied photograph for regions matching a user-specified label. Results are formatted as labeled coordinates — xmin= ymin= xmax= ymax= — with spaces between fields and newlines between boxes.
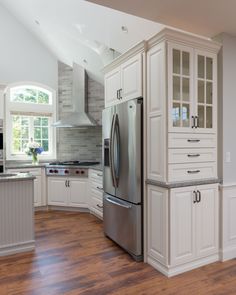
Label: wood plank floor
xmin=0 ymin=211 xmax=236 ymax=295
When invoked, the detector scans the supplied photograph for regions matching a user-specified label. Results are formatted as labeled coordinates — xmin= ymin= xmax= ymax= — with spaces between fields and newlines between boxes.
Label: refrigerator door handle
xmin=109 ymin=114 xmax=116 ymax=187
xmin=106 ymin=196 xmax=132 ymax=209
xmin=113 ymin=113 xmax=120 ymax=186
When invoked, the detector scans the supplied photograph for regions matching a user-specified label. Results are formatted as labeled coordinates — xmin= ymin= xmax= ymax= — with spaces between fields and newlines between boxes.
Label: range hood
xmin=53 ymin=63 xmax=97 ymax=128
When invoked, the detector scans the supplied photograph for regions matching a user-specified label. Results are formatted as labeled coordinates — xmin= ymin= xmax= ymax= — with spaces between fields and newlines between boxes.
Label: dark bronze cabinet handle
xmin=187 ymin=170 xmax=200 ymax=174
xmin=187 ymin=139 xmax=200 ymax=143
xmin=195 ymin=116 xmax=199 ymax=128
xmin=65 ymin=180 xmax=67 ymax=187
xmin=96 ymin=204 xmax=103 ymax=209
xmin=191 ymin=116 xmax=195 ymax=128
xmin=96 ymin=186 xmax=103 ymax=191
xmin=117 ymin=90 xmax=119 ymax=100
xmin=197 ymin=190 xmax=201 ymax=202
xmin=187 ymin=154 xmax=200 ymax=157
xmin=97 ymin=173 xmax=103 ymax=177
xmin=193 ymin=191 xmax=197 ymax=203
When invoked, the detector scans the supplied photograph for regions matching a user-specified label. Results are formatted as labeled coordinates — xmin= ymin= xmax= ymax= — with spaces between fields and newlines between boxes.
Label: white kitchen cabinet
xmin=147 ymin=183 xmax=219 ymax=276
xmin=104 ymin=44 xmax=145 ymax=107
xmin=88 ymin=169 xmax=103 ymax=219
xmin=146 ymin=29 xmax=220 ymax=183
xmin=168 ymin=44 xmax=217 ymax=133
xmin=69 ymin=179 xmax=88 ymax=207
xmin=0 ymin=86 xmax=5 ymax=120
xmin=7 ymin=167 xmax=44 ymax=207
xmin=47 ymin=177 xmax=88 ymax=208
xmin=104 ymin=67 xmax=121 ymax=107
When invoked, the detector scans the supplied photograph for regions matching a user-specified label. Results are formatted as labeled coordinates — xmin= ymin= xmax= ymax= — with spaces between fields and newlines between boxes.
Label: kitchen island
xmin=0 ymin=173 xmax=35 ymax=256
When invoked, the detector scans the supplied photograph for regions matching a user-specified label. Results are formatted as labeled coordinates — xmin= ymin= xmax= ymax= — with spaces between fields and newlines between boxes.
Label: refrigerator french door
xmin=102 ymin=98 xmax=143 ymax=261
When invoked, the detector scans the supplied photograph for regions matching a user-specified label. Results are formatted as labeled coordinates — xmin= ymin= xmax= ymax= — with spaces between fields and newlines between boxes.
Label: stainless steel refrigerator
xmin=102 ymin=98 xmax=143 ymax=261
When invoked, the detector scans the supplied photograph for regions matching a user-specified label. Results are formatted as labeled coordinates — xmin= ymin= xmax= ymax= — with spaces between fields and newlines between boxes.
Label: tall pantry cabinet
xmin=145 ymin=29 xmax=221 ymax=277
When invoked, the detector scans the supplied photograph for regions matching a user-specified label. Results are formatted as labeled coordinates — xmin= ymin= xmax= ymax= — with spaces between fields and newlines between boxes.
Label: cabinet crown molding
xmin=147 ymin=28 xmax=221 ymax=53
xmin=102 ymin=40 xmax=146 ymax=74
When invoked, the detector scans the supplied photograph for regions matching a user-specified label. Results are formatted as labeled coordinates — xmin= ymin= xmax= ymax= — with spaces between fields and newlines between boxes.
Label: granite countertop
xmin=0 ymin=173 xmax=36 ymax=182
xmin=146 ymin=178 xmax=221 ymax=189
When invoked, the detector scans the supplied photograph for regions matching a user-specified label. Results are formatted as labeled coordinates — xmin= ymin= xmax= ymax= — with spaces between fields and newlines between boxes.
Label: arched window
xmin=5 ymin=83 xmax=56 ymax=160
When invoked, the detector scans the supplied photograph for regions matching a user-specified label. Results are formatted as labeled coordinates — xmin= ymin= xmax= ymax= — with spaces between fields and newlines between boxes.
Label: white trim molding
xmin=219 ymin=183 xmax=236 ymax=261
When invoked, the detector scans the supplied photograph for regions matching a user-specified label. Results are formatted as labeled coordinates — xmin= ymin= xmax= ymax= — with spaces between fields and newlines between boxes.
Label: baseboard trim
xmin=220 ymin=246 xmax=236 ymax=261
xmin=147 ymin=254 xmax=219 ymax=277
xmin=48 ymin=206 xmax=90 ymax=213
xmin=0 ymin=240 xmax=35 ymax=257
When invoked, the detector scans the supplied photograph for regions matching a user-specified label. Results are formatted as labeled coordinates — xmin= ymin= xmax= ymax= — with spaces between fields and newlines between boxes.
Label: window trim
xmin=5 ymin=81 xmax=57 ymax=161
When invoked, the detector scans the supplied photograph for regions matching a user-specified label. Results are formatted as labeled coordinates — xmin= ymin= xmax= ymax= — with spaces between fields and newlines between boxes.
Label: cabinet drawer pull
xmin=187 ymin=170 xmax=200 ymax=174
xmin=96 ymin=204 xmax=103 ymax=209
xmin=97 ymin=173 xmax=103 ymax=177
xmin=193 ymin=191 xmax=198 ymax=203
xmin=196 ymin=190 xmax=201 ymax=202
xmin=96 ymin=186 xmax=103 ymax=191
xmin=187 ymin=139 xmax=200 ymax=143
xmin=187 ymin=154 xmax=200 ymax=157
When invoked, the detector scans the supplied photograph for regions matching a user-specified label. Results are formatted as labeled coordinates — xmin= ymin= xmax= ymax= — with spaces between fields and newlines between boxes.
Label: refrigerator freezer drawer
xmin=103 ymin=194 xmax=142 ymax=260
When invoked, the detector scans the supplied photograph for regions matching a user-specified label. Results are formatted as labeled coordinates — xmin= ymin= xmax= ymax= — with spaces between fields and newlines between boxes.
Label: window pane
xmin=42 ymin=117 xmax=49 ymax=126
xmin=182 ymin=51 xmax=189 ymax=76
xmin=206 ymin=57 xmax=213 ymax=80
xmin=173 ymin=49 xmax=180 ymax=74
xmin=34 ymin=127 xmax=41 ymax=139
xmin=172 ymin=103 xmax=181 ymax=127
xmin=42 ymin=127 xmax=48 ymax=139
xmin=173 ymin=76 xmax=180 ymax=101
xmin=34 ymin=117 xmax=41 ymax=126
xmin=182 ymin=78 xmax=189 ymax=102
xmin=38 ymin=91 xmax=49 ymax=104
xmin=198 ymin=105 xmax=205 ymax=128
xmin=182 ymin=104 xmax=190 ymax=127
xmin=206 ymin=82 xmax=213 ymax=104
xmin=198 ymin=80 xmax=205 ymax=103
xmin=198 ymin=55 xmax=205 ymax=78
xmin=24 ymin=88 xmax=37 ymax=103
xmin=21 ymin=127 xmax=29 ymax=139
xmin=42 ymin=140 xmax=49 ymax=152
xmin=206 ymin=106 xmax=213 ymax=128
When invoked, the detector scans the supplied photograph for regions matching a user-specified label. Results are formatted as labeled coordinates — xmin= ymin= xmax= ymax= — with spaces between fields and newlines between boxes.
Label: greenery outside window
xmin=6 ymin=83 xmax=56 ymax=161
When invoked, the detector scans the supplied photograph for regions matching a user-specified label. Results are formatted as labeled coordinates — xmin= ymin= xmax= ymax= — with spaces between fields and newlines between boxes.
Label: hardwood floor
xmin=0 ymin=211 xmax=236 ymax=295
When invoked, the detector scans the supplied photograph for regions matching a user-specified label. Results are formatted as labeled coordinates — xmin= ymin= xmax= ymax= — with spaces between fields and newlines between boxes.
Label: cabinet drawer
xmin=169 ymin=133 xmax=216 ymax=148
xmin=168 ymin=162 xmax=217 ymax=182
xmin=90 ymin=181 xmax=103 ymax=199
xmin=168 ymin=148 xmax=216 ymax=164
xmin=91 ymin=195 xmax=103 ymax=213
xmin=89 ymin=169 xmax=103 ymax=184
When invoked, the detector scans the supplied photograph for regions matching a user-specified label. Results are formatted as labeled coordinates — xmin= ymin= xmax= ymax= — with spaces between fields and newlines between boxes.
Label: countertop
xmin=146 ymin=178 xmax=221 ymax=189
xmin=6 ymin=163 xmax=103 ymax=171
xmin=0 ymin=173 xmax=36 ymax=182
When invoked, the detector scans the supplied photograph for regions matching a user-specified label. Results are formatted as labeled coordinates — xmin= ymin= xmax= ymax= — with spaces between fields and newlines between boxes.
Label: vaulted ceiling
xmin=88 ymin=0 xmax=236 ymax=38
xmin=0 ymin=0 xmax=164 ymax=83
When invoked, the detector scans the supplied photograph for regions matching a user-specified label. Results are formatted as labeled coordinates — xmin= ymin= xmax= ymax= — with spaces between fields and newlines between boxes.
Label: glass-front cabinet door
xmin=168 ymin=43 xmax=194 ymax=132
xmin=195 ymin=51 xmax=216 ymax=133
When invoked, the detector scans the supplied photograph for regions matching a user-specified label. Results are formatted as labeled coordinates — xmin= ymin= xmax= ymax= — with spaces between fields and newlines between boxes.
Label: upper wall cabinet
xmin=104 ymin=42 xmax=145 ymax=108
xmin=0 ymin=87 xmax=5 ymax=120
xmin=168 ymin=43 xmax=217 ymax=134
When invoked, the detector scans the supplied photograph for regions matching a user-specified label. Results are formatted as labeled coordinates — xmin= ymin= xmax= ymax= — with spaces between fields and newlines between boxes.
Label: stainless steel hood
xmin=53 ymin=63 xmax=97 ymax=128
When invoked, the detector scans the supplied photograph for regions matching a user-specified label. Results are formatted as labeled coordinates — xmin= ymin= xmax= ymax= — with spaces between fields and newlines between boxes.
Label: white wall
xmin=0 ymin=4 xmax=57 ymax=90
xmin=218 ymin=33 xmax=236 ymax=184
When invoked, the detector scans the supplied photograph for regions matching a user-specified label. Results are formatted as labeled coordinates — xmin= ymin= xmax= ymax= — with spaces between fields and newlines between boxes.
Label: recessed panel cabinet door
xmin=170 ymin=186 xmax=196 ymax=266
xmin=195 ymin=184 xmax=219 ymax=258
xmin=47 ymin=177 xmax=68 ymax=206
xmin=33 ymin=176 xmax=42 ymax=207
xmin=69 ymin=179 xmax=88 ymax=208
xmin=120 ymin=53 xmax=142 ymax=102
xmin=104 ymin=67 xmax=121 ymax=107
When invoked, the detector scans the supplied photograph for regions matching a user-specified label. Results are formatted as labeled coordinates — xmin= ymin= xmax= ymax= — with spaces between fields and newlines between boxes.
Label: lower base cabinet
xmin=147 ymin=183 xmax=219 ymax=277
xmin=48 ymin=177 xmax=88 ymax=208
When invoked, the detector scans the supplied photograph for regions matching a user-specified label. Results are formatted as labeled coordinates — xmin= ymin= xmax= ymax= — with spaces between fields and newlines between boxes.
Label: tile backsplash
xmin=57 ymin=61 xmax=104 ymax=162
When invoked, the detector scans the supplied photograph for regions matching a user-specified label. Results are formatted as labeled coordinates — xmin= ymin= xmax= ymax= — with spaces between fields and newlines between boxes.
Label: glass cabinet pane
xmin=182 ymin=52 xmax=189 ymax=76
xmin=172 ymin=103 xmax=181 ymax=127
xmin=198 ymin=80 xmax=205 ymax=103
xmin=173 ymin=49 xmax=180 ymax=74
xmin=182 ymin=104 xmax=190 ymax=127
xmin=206 ymin=106 xmax=213 ymax=128
xmin=198 ymin=55 xmax=205 ymax=78
xmin=173 ymin=76 xmax=180 ymax=100
xmin=182 ymin=78 xmax=189 ymax=101
xmin=206 ymin=57 xmax=213 ymax=80
xmin=206 ymin=82 xmax=213 ymax=104
xmin=198 ymin=105 xmax=205 ymax=128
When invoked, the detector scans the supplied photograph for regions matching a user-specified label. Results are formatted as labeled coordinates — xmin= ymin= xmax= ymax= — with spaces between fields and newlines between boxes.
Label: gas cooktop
xmin=48 ymin=161 xmax=100 ymax=166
